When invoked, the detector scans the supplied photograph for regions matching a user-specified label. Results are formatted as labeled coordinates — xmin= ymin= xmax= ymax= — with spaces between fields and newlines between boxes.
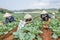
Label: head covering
xmin=52 ymin=12 xmax=55 ymax=19
xmin=41 ymin=10 xmax=47 ymax=14
xmin=24 ymin=14 xmax=32 ymax=19
xmin=3 ymin=13 xmax=12 ymax=17
xmin=52 ymin=12 xmax=55 ymax=15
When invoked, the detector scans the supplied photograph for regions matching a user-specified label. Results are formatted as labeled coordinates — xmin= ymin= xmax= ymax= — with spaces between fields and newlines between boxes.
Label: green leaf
xmin=52 ymin=33 xmax=58 ymax=39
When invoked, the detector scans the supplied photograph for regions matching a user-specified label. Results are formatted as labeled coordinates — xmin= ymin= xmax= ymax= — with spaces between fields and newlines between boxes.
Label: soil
xmin=57 ymin=38 xmax=60 ymax=40
xmin=3 ymin=34 xmax=13 ymax=40
xmin=40 ymin=28 xmax=54 ymax=40
xmin=57 ymin=37 xmax=60 ymax=40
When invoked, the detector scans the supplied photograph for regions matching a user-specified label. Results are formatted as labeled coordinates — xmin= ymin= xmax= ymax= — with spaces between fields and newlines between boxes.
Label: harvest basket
xmin=42 ymin=21 xmax=50 ymax=28
xmin=42 ymin=24 xmax=49 ymax=28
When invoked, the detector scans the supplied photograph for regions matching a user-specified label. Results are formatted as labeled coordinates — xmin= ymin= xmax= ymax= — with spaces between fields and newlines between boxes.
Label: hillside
xmin=0 ymin=8 xmax=13 ymax=14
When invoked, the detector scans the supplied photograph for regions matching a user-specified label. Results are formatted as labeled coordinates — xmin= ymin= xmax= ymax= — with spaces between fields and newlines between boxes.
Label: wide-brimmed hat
xmin=41 ymin=10 xmax=47 ymax=14
xmin=52 ymin=12 xmax=55 ymax=15
xmin=3 ymin=13 xmax=12 ymax=17
xmin=24 ymin=14 xmax=32 ymax=19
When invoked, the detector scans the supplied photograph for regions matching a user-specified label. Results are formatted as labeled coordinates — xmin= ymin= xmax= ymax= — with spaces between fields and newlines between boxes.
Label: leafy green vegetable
xmin=13 ymin=19 xmax=42 ymax=40
xmin=0 ymin=22 xmax=18 ymax=35
xmin=49 ymin=18 xmax=60 ymax=39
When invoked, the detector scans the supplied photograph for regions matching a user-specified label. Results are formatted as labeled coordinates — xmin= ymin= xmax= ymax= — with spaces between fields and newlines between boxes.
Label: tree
xmin=0 ymin=8 xmax=13 ymax=14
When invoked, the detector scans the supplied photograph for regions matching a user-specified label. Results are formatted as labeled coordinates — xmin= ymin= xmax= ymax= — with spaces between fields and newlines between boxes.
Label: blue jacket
xmin=5 ymin=16 xmax=15 ymax=23
xmin=40 ymin=14 xmax=50 ymax=21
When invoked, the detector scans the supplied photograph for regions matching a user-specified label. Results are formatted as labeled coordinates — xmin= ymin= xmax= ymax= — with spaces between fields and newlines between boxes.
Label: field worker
xmin=3 ymin=12 xmax=15 ymax=24
xmin=17 ymin=14 xmax=32 ymax=31
xmin=24 ymin=14 xmax=32 ymax=23
xmin=40 ymin=10 xmax=51 ymax=28
xmin=52 ymin=12 xmax=56 ymax=19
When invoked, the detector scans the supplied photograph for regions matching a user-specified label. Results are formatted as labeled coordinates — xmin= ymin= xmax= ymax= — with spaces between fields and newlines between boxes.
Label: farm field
xmin=0 ymin=13 xmax=60 ymax=40
xmin=0 ymin=0 xmax=60 ymax=40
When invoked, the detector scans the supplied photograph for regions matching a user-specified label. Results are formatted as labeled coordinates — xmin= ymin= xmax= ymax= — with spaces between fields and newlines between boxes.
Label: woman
xmin=52 ymin=12 xmax=56 ymax=19
xmin=40 ymin=10 xmax=51 ymax=28
xmin=24 ymin=14 xmax=32 ymax=23
xmin=3 ymin=13 xmax=15 ymax=24
xmin=17 ymin=14 xmax=32 ymax=31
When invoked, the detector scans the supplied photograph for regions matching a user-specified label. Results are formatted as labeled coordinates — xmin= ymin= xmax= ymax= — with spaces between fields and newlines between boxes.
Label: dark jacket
xmin=40 ymin=14 xmax=50 ymax=21
xmin=5 ymin=16 xmax=15 ymax=23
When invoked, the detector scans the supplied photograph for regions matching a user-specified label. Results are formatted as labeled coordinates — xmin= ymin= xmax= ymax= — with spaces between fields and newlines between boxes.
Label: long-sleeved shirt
xmin=5 ymin=16 xmax=15 ymax=23
xmin=17 ymin=20 xmax=26 ymax=31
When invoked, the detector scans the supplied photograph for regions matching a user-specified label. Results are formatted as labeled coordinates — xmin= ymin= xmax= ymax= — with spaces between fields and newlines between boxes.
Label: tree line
xmin=0 ymin=8 xmax=13 ymax=14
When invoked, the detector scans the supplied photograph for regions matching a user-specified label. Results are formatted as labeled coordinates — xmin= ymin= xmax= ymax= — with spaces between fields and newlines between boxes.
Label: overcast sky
xmin=0 ymin=0 xmax=60 ymax=10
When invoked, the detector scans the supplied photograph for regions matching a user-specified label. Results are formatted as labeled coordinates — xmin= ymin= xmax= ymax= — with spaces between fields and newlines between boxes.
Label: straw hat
xmin=24 ymin=14 xmax=32 ymax=19
xmin=52 ymin=12 xmax=55 ymax=19
xmin=52 ymin=12 xmax=55 ymax=15
xmin=41 ymin=10 xmax=47 ymax=14
xmin=3 ymin=13 xmax=12 ymax=17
